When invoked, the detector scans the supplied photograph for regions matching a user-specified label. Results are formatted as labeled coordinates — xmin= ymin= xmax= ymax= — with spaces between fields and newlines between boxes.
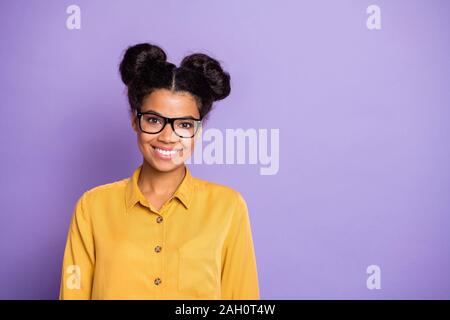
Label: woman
xmin=59 ymin=43 xmax=260 ymax=300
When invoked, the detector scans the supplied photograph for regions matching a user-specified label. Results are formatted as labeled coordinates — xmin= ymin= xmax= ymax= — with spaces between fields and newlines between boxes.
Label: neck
xmin=137 ymin=160 xmax=186 ymax=196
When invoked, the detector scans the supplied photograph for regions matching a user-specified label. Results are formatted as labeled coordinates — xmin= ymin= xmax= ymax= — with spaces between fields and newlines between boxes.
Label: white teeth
xmin=154 ymin=147 xmax=180 ymax=156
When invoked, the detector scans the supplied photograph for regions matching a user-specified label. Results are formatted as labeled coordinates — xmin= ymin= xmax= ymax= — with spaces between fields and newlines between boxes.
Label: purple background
xmin=1 ymin=0 xmax=449 ymax=299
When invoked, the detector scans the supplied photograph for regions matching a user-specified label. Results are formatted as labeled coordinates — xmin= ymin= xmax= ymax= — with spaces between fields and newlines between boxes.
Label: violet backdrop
xmin=0 ymin=0 xmax=449 ymax=299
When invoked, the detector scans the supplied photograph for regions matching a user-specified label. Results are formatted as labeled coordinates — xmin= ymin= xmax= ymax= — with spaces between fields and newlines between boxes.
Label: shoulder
xmin=75 ymin=177 xmax=128 ymax=208
xmin=191 ymin=175 xmax=247 ymax=211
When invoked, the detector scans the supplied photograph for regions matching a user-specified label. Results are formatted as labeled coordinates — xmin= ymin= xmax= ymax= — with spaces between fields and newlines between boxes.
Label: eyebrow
xmin=140 ymin=109 xmax=199 ymax=120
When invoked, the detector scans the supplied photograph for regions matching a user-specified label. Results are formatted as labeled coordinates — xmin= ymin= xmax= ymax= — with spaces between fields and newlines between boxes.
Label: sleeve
xmin=59 ymin=192 xmax=95 ymax=300
xmin=221 ymin=192 xmax=260 ymax=299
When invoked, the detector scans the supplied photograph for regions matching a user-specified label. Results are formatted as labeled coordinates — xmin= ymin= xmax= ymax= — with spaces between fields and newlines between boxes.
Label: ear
xmin=131 ymin=115 xmax=138 ymax=133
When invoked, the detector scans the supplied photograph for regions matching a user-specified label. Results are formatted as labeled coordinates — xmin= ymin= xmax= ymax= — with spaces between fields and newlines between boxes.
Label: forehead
xmin=141 ymin=89 xmax=199 ymax=118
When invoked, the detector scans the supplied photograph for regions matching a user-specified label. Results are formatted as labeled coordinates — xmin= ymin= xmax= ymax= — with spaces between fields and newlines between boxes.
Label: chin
xmin=146 ymin=158 xmax=184 ymax=173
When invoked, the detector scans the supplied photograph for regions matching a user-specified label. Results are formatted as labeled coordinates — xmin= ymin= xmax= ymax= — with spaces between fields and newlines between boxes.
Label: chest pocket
xmin=178 ymin=243 xmax=220 ymax=298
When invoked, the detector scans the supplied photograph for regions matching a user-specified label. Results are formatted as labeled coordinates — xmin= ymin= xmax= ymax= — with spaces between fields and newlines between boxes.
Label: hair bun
xmin=119 ymin=43 xmax=167 ymax=86
xmin=180 ymin=53 xmax=231 ymax=101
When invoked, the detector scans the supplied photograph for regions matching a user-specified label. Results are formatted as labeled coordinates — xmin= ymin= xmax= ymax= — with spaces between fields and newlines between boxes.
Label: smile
xmin=152 ymin=146 xmax=183 ymax=159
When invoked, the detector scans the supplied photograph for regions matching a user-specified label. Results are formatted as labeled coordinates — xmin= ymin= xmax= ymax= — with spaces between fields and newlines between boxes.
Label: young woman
xmin=59 ymin=43 xmax=260 ymax=300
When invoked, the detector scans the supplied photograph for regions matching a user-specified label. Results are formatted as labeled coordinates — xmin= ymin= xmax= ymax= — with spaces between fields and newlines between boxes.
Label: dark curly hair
xmin=119 ymin=43 xmax=231 ymax=123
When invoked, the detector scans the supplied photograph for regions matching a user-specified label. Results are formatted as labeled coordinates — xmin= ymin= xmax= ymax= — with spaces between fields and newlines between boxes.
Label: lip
xmin=151 ymin=145 xmax=183 ymax=160
xmin=151 ymin=145 xmax=183 ymax=152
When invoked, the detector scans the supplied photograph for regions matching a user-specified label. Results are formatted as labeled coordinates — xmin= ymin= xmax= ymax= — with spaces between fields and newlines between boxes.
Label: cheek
xmin=137 ymin=133 xmax=155 ymax=145
xmin=136 ymin=133 xmax=156 ymax=154
xmin=181 ymin=139 xmax=195 ymax=153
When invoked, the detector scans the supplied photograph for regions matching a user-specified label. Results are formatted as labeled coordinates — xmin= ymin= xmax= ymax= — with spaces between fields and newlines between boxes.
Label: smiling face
xmin=131 ymin=89 xmax=202 ymax=173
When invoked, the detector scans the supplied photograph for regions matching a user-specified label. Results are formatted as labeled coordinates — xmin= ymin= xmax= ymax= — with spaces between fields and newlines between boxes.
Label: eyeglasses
xmin=136 ymin=111 xmax=202 ymax=138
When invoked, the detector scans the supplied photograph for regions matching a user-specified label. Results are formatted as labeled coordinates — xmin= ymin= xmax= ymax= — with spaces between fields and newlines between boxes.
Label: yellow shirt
xmin=59 ymin=164 xmax=260 ymax=300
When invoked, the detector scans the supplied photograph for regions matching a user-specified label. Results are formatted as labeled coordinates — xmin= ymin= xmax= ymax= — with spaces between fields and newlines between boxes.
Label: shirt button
xmin=156 ymin=216 xmax=163 ymax=224
xmin=154 ymin=277 xmax=162 ymax=285
xmin=154 ymin=245 xmax=162 ymax=253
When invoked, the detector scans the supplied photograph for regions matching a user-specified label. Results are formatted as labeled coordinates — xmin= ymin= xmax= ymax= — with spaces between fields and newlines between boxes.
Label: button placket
xmin=153 ymin=213 xmax=165 ymax=294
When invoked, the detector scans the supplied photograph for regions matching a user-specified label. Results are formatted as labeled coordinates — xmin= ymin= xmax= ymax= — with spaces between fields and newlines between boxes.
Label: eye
xmin=178 ymin=121 xmax=193 ymax=128
xmin=145 ymin=116 xmax=162 ymax=124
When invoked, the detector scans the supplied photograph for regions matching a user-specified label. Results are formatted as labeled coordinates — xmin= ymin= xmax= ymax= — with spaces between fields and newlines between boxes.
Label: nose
xmin=157 ymin=122 xmax=179 ymax=143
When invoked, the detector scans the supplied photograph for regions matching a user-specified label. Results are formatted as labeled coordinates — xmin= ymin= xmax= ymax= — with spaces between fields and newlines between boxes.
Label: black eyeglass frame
xmin=136 ymin=111 xmax=203 ymax=138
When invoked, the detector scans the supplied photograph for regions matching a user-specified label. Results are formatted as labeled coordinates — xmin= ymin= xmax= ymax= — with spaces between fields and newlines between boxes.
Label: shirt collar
xmin=125 ymin=164 xmax=194 ymax=212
